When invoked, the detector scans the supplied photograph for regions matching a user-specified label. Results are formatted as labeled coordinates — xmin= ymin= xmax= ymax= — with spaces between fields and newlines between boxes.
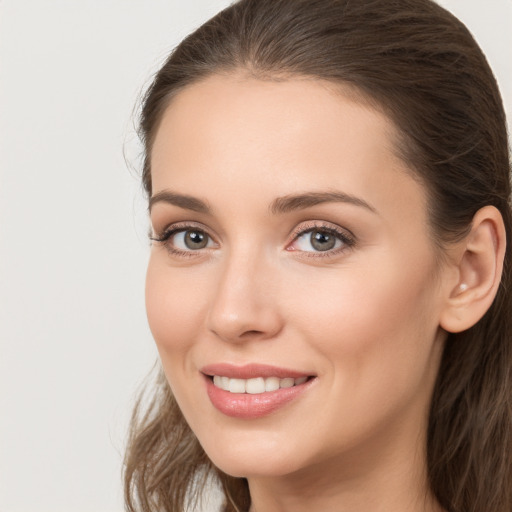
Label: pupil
xmin=185 ymin=230 xmax=207 ymax=249
xmin=311 ymin=230 xmax=335 ymax=251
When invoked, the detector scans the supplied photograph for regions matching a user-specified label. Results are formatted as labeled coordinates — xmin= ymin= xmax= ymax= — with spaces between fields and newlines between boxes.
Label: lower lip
xmin=204 ymin=375 xmax=315 ymax=419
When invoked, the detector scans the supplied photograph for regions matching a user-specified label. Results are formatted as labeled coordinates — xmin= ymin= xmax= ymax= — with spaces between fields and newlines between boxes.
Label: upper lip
xmin=200 ymin=363 xmax=314 ymax=379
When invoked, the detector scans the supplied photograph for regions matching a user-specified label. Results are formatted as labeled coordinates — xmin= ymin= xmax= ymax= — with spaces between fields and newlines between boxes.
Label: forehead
xmin=152 ymin=75 xmax=395 ymax=148
xmin=150 ymin=74 xmax=427 ymax=224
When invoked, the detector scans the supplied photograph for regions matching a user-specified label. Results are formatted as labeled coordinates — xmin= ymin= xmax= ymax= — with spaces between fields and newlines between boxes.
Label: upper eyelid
xmin=152 ymin=221 xmax=214 ymax=238
xmin=151 ymin=219 xmax=355 ymax=248
xmin=289 ymin=220 xmax=355 ymax=240
xmin=287 ymin=221 xmax=357 ymax=255
xmin=150 ymin=223 xmax=217 ymax=256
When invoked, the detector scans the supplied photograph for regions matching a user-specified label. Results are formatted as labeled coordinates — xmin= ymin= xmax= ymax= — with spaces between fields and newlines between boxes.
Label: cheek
xmin=145 ymin=256 xmax=207 ymax=359
xmin=145 ymin=257 xmax=217 ymax=428
xmin=287 ymin=255 xmax=441 ymax=380
xmin=282 ymin=259 xmax=442 ymax=454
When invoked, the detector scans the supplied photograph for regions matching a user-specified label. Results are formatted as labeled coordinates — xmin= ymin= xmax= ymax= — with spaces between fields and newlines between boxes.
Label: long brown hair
xmin=124 ymin=1 xmax=512 ymax=511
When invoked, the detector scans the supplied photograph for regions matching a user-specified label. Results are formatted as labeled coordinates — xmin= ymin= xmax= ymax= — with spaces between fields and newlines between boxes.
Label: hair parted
xmin=125 ymin=1 xmax=512 ymax=511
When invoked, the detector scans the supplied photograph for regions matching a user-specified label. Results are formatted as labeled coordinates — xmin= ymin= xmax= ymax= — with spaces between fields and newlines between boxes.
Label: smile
xmin=212 ymin=375 xmax=308 ymax=394
xmin=201 ymin=364 xmax=316 ymax=419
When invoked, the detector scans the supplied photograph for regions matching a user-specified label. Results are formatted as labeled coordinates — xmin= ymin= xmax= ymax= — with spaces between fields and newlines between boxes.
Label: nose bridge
xmin=207 ymin=243 xmax=282 ymax=342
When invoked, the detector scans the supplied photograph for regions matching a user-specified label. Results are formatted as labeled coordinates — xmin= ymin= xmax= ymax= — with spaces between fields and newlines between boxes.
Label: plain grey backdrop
xmin=0 ymin=1 xmax=510 ymax=511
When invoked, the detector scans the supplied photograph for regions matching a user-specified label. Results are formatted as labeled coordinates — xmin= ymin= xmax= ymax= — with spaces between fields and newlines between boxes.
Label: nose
xmin=206 ymin=250 xmax=283 ymax=344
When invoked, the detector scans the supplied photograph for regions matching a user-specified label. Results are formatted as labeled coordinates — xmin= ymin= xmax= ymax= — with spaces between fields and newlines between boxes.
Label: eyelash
xmin=150 ymin=221 xmax=356 ymax=258
xmin=150 ymin=222 xmax=214 ymax=258
xmin=288 ymin=222 xmax=356 ymax=258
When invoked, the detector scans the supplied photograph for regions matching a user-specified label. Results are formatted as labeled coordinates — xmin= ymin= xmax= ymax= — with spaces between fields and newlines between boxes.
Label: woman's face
xmin=146 ymin=75 xmax=450 ymax=480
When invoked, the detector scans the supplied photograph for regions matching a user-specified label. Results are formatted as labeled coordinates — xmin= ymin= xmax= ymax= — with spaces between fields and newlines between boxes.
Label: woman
xmin=124 ymin=1 xmax=512 ymax=511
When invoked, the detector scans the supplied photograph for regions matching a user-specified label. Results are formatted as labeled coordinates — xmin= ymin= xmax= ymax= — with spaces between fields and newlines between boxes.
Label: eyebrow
xmin=149 ymin=190 xmax=210 ymax=213
xmin=149 ymin=189 xmax=377 ymax=215
xmin=270 ymin=191 xmax=377 ymax=215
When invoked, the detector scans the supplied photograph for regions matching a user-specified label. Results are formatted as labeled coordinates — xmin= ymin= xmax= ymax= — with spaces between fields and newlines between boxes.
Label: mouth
xmin=210 ymin=375 xmax=310 ymax=394
xmin=201 ymin=363 xmax=316 ymax=419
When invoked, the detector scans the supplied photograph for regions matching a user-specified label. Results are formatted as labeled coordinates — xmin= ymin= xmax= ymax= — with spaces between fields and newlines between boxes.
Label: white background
xmin=0 ymin=1 xmax=510 ymax=511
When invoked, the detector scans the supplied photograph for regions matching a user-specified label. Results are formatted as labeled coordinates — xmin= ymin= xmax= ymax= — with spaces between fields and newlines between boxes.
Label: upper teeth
xmin=213 ymin=375 xmax=308 ymax=394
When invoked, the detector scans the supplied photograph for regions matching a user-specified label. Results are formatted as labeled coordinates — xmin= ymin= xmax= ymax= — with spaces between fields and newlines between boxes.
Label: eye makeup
xmin=151 ymin=218 xmax=356 ymax=261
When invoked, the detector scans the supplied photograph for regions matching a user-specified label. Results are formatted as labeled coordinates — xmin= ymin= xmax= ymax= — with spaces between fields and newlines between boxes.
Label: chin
xmin=212 ymin=458 xmax=302 ymax=480
xmin=201 ymin=436 xmax=307 ymax=479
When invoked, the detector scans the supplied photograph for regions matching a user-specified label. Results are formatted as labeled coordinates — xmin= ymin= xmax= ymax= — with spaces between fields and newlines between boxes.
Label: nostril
xmin=239 ymin=330 xmax=265 ymax=338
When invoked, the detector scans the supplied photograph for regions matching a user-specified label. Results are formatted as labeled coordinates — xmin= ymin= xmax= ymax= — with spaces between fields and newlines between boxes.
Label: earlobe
xmin=440 ymin=206 xmax=506 ymax=333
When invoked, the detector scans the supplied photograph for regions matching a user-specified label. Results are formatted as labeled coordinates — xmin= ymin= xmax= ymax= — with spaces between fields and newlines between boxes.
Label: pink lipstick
xmin=201 ymin=363 xmax=315 ymax=419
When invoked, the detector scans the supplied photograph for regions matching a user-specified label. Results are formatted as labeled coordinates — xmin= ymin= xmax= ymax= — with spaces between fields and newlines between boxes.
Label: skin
xmin=146 ymin=74 xmax=453 ymax=512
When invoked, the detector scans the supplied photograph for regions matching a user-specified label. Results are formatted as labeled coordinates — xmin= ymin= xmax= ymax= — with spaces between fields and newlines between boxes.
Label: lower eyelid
xmin=153 ymin=222 xmax=354 ymax=258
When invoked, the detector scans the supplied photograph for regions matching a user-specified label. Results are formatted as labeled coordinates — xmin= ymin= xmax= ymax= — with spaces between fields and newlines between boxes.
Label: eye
xmin=296 ymin=229 xmax=341 ymax=251
xmin=151 ymin=225 xmax=216 ymax=254
xmin=173 ymin=229 xmax=213 ymax=250
xmin=288 ymin=224 xmax=355 ymax=255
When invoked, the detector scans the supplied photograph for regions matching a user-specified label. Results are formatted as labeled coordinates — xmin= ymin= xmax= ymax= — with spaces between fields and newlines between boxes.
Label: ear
xmin=440 ymin=205 xmax=506 ymax=333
